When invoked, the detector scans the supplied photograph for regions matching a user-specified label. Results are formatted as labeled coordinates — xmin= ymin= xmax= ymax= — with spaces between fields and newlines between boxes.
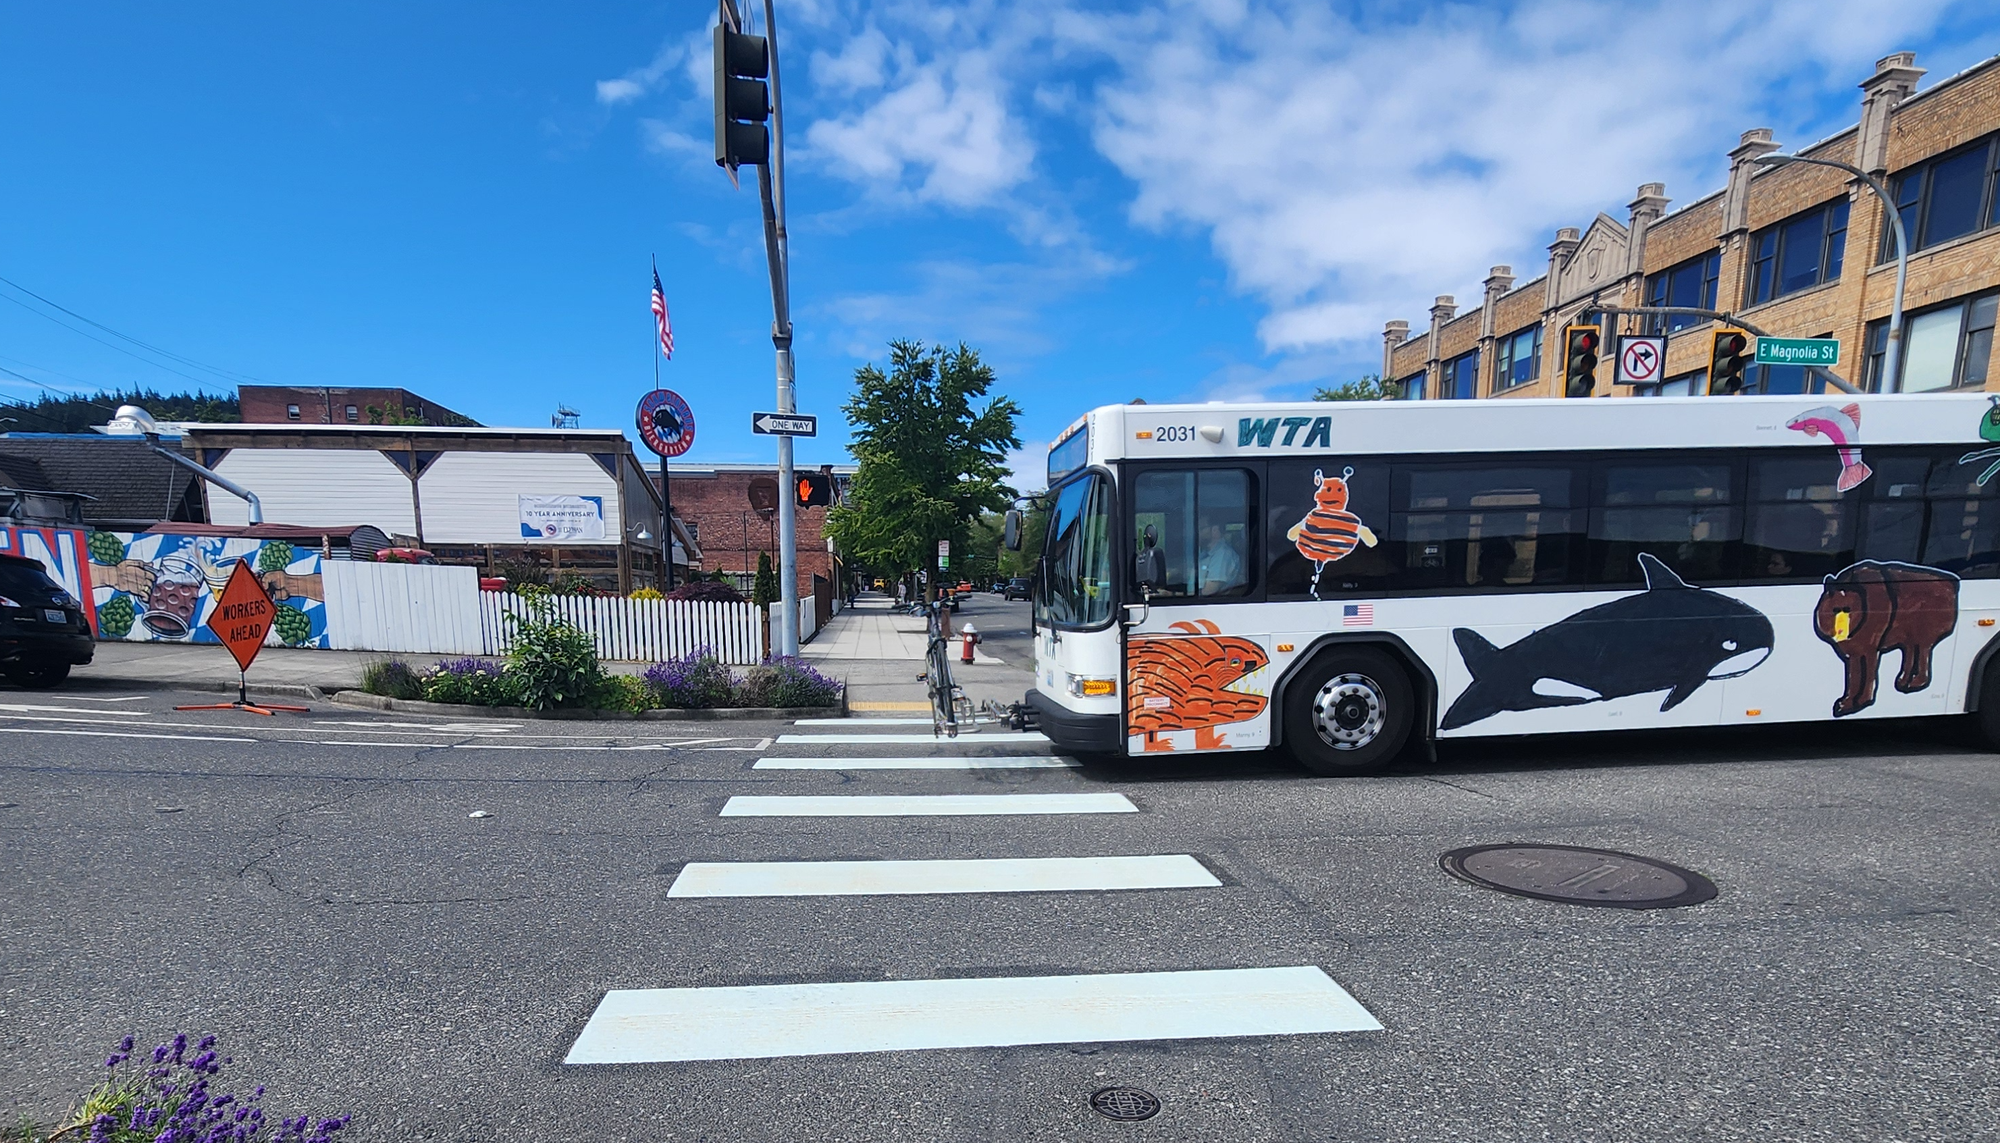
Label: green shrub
xmin=589 ymin=673 xmax=656 ymax=712
xmin=751 ymin=551 xmax=779 ymax=608
xmin=504 ymin=600 xmax=603 ymax=710
xmin=361 ymin=659 xmax=423 ymax=700
xmin=643 ymin=650 xmax=736 ymax=709
xmin=421 ymin=659 xmax=518 ymax=706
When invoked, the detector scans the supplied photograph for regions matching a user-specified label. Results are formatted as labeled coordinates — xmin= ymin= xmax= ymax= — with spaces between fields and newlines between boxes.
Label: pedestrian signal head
xmin=1562 ymin=325 xmax=1600 ymax=398
xmin=795 ymin=471 xmax=833 ymax=508
xmin=1709 ymin=329 xmax=1752 ymax=395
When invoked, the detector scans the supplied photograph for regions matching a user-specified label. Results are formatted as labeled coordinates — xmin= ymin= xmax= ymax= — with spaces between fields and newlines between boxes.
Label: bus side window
xmin=1132 ymin=468 xmax=1257 ymax=600
xmin=1923 ymin=446 xmax=2000 ymax=577
xmin=1589 ymin=460 xmax=1740 ymax=585
xmin=1389 ymin=464 xmax=1581 ymax=591
xmin=1265 ymin=460 xmax=1391 ymax=597
xmin=1742 ymin=456 xmax=1855 ymax=581
xmin=1854 ymin=450 xmax=1931 ymax=565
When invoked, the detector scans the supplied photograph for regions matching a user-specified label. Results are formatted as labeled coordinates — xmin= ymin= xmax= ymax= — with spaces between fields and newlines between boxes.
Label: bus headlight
xmin=1067 ymin=674 xmax=1117 ymax=697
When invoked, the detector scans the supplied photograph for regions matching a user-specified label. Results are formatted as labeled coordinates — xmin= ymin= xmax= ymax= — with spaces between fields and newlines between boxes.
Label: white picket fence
xmin=480 ymin=591 xmax=764 ymax=664
xmin=323 ymin=562 xmax=486 ymax=654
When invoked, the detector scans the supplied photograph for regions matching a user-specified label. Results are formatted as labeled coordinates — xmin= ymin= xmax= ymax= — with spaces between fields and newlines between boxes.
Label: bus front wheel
xmin=1283 ymin=648 xmax=1414 ymax=776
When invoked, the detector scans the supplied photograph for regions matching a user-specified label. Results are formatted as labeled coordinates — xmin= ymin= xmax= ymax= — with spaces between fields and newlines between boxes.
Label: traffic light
xmin=713 ymin=10 xmax=770 ymax=171
xmin=1709 ymin=329 xmax=1752 ymax=395
xmin=1562 ymin=325 xmax=1600 ymax=398
xmin=795 ymin=471 xmax=833 ymax=508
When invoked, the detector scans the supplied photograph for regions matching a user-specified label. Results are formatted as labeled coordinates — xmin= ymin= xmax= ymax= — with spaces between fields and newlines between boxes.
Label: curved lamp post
xmin=1754 ymin=153 xmax=1907 ymax=392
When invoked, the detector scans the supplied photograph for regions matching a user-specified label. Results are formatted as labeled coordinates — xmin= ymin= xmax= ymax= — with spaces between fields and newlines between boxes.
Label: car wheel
xmin=4 ymin=659 xmax=71 ymax=690
xmin=1282 ymin=647 xmax=1415 ymax=776
xmin=1973 ymin=665 xmax=2000 ymax=751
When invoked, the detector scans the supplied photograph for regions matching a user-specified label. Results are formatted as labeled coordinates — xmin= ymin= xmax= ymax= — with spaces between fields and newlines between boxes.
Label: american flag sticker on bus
xmin=1342 ymin=603 xmax=1374 ymax=627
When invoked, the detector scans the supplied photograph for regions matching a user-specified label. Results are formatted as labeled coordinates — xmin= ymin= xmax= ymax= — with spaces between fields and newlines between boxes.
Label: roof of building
xmin=658 ymin=462 xmax=859 ymax=475
xmin=0 ymin=435 xmax=200 ymax=526
xmin=0 ymin=453 xmax=56 ymax=493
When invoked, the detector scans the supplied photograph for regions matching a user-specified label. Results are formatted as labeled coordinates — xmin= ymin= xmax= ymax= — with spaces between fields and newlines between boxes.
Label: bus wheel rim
xmin=1313 ymin=673 xmax=1384 ymax=750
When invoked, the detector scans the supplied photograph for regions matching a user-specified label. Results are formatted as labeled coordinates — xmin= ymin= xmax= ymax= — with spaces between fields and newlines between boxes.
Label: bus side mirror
xmin=1133 ymin=523 xmax=1165 ymax=590
xmin=1002 ymin=509 xmax=1023 ymax=551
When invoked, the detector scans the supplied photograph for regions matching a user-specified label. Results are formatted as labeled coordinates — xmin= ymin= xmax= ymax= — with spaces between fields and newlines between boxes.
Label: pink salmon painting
xmin=1787 ymin=403 xmax=1872 ymax=493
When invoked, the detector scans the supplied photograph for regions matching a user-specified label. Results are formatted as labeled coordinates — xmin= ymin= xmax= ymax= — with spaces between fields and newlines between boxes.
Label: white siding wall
xmin=418 ymin=452 xmax=623 ymax=545
xmin=210 ymin=449 xmax=417 ymax=534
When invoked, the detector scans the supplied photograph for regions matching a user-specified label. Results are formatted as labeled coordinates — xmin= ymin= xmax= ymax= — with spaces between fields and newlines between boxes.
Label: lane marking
xmin=791 ymin=717 xmax=932 ymax=725
xmin=719 ymin=793 xmax=1135 ymax=816
xmin=668 ymin=855 xmax=1218 ymax=897
xmin=774 ymin=732 xmax=1049 ymax=745
xmin=34 ymin=694 xmax=149 ymax=702
xmin=0 ymin=702 xmax=161 ymax=716
xmin=564 ymin=965 xmax=1380 ymax=1064
xmin=0 ymin=726 xmax=256 ymax=744
xmin=753 ymin=755 xmax=1073 ymax=770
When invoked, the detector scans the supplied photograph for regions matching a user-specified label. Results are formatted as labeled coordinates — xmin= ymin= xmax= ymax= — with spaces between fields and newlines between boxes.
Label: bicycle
xmin=923 ymin=597 xmax=966 ymax=738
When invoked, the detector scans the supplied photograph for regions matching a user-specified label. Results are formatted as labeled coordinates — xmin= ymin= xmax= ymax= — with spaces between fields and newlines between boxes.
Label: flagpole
xmin=653 ymin=256 xmax=673 ymax=594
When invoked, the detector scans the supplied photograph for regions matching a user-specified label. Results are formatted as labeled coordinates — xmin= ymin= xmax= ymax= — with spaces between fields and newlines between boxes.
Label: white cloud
xmin=803 ymin=56 xmax=1035 ymax=208
xmin=1087 ymin=0 xmax=1968 ymax=352
xmin=596 ymin=29 xmax=708 ymax=105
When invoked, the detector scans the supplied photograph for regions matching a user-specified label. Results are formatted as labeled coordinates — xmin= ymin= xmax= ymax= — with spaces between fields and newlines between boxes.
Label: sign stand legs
xmin=174 ymin=670 xmax=310 ymax=717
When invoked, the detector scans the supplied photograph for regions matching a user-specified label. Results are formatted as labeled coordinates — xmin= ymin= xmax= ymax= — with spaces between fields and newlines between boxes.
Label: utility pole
xmin=716 ymin=0 xmax=798 ymax=656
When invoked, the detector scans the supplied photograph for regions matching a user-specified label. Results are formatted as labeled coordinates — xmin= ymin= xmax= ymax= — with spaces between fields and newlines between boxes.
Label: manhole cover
xmin=1089 ymin=1087 xmax=1161 ymax=1121
xmin=1441 ymin=844 xmax=1717 ymax=909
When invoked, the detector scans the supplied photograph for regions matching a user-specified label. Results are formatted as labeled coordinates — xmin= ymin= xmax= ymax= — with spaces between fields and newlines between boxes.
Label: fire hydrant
xmin=960 ymin=623 xmax=980 ymax=664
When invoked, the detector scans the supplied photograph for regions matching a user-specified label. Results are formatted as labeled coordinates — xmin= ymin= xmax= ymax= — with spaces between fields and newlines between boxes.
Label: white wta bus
xmin=1013 ymin=393 xmax=2000 ymax=773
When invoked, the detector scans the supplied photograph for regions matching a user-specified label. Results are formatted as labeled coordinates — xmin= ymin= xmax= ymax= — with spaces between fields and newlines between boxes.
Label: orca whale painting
xmin=1441 ymin=553 xmax=1774 ymax=730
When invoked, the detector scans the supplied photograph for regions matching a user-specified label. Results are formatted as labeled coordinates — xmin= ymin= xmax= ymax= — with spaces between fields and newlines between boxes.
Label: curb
xmin=59 ymin=673 xmax=331 ymax=701
xmin=329 ymin=691 xmax=841 ymax=721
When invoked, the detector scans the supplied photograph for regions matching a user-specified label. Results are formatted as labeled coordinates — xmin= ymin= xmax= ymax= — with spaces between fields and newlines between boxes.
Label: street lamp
xmin=1755 ymin=152 xmax=1907 ymax=392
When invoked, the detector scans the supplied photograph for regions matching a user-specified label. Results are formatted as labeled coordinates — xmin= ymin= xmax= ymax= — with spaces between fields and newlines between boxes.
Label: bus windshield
xmin=1038 ymin=472 xmax=1113 ymax=627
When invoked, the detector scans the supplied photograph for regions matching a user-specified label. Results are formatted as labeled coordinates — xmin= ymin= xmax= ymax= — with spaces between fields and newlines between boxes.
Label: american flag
xmin=1342 ymin=603 xmax=1374 ymax=627
xmin=651 ymin=265 xmax=674 ymax=359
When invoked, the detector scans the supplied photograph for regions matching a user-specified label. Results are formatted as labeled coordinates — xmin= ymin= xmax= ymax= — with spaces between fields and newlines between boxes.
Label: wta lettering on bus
xmin=218 ymin=600 xmax=269 ymax=621
xmin=1238 ymin=416 xmax=1333 ymax=449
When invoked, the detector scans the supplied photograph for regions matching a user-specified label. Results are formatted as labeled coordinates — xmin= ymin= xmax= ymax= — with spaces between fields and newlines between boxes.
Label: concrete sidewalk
xmin=802 ymin=594 xmax=1006 ymax=664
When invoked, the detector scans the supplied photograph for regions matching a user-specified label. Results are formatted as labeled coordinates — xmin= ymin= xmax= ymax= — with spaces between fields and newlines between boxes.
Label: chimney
xmin=1546 ymin=227 xmax=1581 ymax=309
xmin=1382 ymin=319 xmax=1410 ymax=380
xmin=1480 ymin=267 xmax=1515 ymax=337
xmin=1722 ymin=128 xmax=1780 ymax=236
xmin=1856 ymin=51 xmax=1925 ymax=175
xmin=1626 ymin=183 xmax=1670 ymax=278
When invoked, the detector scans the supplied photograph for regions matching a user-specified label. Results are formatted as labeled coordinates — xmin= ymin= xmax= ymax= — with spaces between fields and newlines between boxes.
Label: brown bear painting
xmin=1813 ymin=561 xmax=1960 ymax=717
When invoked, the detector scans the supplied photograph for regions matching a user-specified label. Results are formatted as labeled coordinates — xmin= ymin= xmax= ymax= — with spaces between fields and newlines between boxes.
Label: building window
xmin=1398 ymin=371 xmax=1427 ymax=400
xmin=1883 ymin=135 xmax=2000 ymax=260
xmin=345 ymin=405 xmax=359 ymax=422
xmin=285 ymin=404 xmax=301 ymax=420
xmin=1634 ymin=369 xmax=1706 ymax=397
xmin=1865 ymin=291 xmax=1999 ymax=392
xmin=1445 ymin=350 xmax=1480 ymax=400
xmin=1747 ymin=198 xmax=1848 ymax=306
xmin=1494 ymin=325 xmax=1541 ymax=390
xmin=1644 ymin=251 xmax=1720 ymax=333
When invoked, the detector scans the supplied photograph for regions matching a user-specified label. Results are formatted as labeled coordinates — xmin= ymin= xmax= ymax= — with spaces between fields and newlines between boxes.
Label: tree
xmin=751 ymin=551 xmax=779 ymax=608
xmin=0 ymin=388 xmax=238 ymax=433
xmin=1314 ymin=374 xmax=1396 ymax=401
xmin=827 ymin=340 xmax=1022 ymax=599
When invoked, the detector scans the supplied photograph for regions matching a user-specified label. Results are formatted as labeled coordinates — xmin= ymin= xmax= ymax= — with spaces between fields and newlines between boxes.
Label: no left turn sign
xmin=1616 ymin=335 xmax=1667 ymax=385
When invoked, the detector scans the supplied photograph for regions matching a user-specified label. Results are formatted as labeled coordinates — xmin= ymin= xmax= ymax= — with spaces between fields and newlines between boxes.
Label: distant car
xmin=375 ymin=547 xmax=439 ymax=565
xmin=991 ymin=581 xmax=1006 ymax=593
xmin=1003 ymin=577 xmax=1032 ymax=600
xmin=0 ymin=553 xmax=93 ymax=689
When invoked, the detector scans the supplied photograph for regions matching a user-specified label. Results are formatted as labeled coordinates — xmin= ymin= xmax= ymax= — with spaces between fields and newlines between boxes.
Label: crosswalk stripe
xmin=564 ymin=965 xmax=1380 ymax=1064
xmin=752 ymin=755 xmax=1074 ymax=770
xmin=718 ymin=793 xmax=1135 ymax=817
xmin=775 ymin=732 xmax=1049 ymax=745
xmin=667 ymin=855 xmax=1218 ymax=897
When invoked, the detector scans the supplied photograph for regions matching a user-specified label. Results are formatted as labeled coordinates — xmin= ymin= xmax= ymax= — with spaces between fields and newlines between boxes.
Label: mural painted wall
xmin=84 ymin=532 xmax=328 ymax=649
xmin=0 ymin=527 xmax=95 ymax=633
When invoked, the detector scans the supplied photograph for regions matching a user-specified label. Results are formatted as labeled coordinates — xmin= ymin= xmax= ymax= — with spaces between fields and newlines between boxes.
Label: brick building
xmin=656 ymin=463 xmax=855 ymax=593
xmin=239 ymin=385 xmax=478 ymax=427
xmin=1384 ymin=52 xmax=2000 ymax=399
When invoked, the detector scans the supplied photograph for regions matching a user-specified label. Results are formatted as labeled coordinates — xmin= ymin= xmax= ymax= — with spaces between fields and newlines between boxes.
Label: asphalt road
xmin=2 ymin=668 xmax=1997 ymax=1142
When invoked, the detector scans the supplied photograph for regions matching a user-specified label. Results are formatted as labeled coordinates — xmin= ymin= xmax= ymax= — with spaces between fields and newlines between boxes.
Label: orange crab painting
xmin=1127 ymin=619 xmax=1269 ymax=751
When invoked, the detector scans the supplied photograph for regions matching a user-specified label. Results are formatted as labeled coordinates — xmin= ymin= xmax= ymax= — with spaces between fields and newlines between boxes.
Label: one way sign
xmin=751 ymin=412 xmax=817 ymax=437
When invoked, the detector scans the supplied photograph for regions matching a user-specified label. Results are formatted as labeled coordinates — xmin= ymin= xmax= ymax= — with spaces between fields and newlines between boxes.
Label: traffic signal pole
xmin=760 ymin=0 xmax=798 ymax=658
xmin=1581 ymin=303 xmax=1860 ymax=394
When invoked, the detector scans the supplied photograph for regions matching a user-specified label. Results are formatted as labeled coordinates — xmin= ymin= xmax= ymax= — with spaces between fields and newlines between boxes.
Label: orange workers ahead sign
xmin=207 ymin=560 xmax=275 ymax=673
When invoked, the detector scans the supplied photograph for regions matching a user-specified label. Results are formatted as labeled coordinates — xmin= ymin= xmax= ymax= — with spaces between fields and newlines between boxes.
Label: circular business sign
xmin=636 ymin=389 xmax=696 ymax=458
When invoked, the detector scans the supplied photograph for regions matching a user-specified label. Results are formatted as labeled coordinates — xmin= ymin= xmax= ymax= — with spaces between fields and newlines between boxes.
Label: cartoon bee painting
xmin=1286 ymin=467 xmax=1378 ymax=599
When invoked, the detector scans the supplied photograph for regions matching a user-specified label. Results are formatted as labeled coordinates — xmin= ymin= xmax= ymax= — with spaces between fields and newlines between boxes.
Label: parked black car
xmin=0 ymin=553 xmax=93 ymax=688
xmin=1003 ymin=576 xmax=1032 ymax=601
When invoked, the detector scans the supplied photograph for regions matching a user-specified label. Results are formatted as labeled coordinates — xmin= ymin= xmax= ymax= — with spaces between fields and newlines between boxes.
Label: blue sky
xmin=2 ymin=1 xmax=1995 ymax=487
